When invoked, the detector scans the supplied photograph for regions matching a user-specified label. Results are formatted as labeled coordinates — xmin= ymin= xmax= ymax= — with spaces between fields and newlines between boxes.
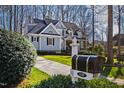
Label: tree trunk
xmin=61 ymin=5 xmax=64 ymax=21
xmin=118 ymin=5 xmax=121 ymax=63
xmin=9 ymin=6 xmax=12 ymax=32
xmin=92 ymin=5 xmax=95 ymax=48
xmin=20 ymin=5 xmax=24 ymax=34
xmin=16 ymin=5 xmax=19 ymax=32
xmin=2 ymin=9 xmax=5 ymax=30
xmin=14 ymin=5 xmax=17 ymax=31
xmin=107 ymin=5 xmax=113 ymax=63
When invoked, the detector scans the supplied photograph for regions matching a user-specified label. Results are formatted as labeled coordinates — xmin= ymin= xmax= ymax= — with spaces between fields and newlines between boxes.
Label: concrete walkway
xmin=35 ymin=57 xmax=71 ymax=76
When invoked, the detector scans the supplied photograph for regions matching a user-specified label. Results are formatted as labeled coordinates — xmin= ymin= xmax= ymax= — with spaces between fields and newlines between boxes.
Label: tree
xmin=107 ymin=5 xmax=113 ymax=63
xmin=91 ymin=5 xmax=95 ymax=48
xmin=20 ymin=5 xmax=24 ymax=34
xmin=117 ymin=5 xmax=122 ymax=63
xmin=14 ymin=5 xmax=17 ymax=31
xmin=0 ymin=5 xmax=10 ymax=30
xmin=9 ymin=6 xmax=12 ymax=31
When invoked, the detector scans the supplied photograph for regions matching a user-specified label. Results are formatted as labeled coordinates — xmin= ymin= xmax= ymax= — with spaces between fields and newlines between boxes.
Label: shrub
xmin=34 ymin=75 xmax=75 ymax=88
xmin=87 ymin=44 xmax=104 ymax=56
xmin=86 ymin=78 xmax=120 ymax=88
xmin=37 ymin=50 xmax=71 ymax=56
xmin=0 ymin=31 xmax=37 ymax=87
xmin=79 ymin=50 xmax=96 ymax=55
xmin=34 ymin=75 xmax=122 ymax=88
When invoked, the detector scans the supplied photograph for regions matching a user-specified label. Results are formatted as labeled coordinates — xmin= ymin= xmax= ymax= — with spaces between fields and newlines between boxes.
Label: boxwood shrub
xmin=34 ymin=75 xmax=123 ymax=88
xmin=0 ymin=31 xmax=37 ymax=87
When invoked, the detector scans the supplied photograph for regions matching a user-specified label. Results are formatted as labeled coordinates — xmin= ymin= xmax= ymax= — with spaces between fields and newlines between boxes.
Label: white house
xmin=25 ymin=18 xmax=87 ymax=52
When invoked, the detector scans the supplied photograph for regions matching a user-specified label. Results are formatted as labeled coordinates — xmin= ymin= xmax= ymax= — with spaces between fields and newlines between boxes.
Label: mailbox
xmin=72 ymin=55 xmax=105 ymax=74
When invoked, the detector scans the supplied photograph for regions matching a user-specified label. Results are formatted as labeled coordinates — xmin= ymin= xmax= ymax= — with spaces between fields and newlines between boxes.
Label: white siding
xmin=40 ymin=36 xmax=61 ymax=51
xmin=29 ymin=35 xmax=40 ymax=50
xmin=32 ymin=41 xmax=39 ymax=50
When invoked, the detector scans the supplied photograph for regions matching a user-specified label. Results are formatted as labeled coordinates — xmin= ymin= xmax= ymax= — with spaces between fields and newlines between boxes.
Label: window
xmin=31 ymin=36 xmax=39 ymax=42
xmin=47 ymin=37 xmax=54 ymax=45
xmin=62 ymin=30 xmax=64 ymax=36
xmin=33 ymin=37 xmax=37 ymax=41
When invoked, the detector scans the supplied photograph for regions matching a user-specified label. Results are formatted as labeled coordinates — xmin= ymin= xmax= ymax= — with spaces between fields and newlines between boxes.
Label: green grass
xmin=18 ymin=67 xmax=50 ymax=88
xmin=42 ymin=55 xmax=72 ymax=66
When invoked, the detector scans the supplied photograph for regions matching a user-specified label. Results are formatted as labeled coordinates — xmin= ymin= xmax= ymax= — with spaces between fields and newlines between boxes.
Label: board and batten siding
xmin=40 ymin=36 xmax=61 ymax=51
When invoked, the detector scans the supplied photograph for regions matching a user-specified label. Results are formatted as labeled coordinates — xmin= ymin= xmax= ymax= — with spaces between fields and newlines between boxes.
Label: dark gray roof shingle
xmin=28 ymin=18 xmax=81 ymax=34
xmin=63 ymin=22 xmax=80 ymax=31
xmin=29 ymin=23 xmax=47 ymax=34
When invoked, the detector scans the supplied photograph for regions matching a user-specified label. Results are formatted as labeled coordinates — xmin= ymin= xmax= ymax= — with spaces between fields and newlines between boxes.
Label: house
xmin=25 ymin=18 xmax=87 ymax=52
xmin=113 ymin=34 xmax=124 ymax=54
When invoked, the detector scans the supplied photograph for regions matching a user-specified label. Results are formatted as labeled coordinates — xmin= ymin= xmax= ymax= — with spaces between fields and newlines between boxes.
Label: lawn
xmin=17 ymin=67 xmax=50 ymax=88
xmin=42 ymin=55 xmax=72 ymax=66
xmin=42 ymin=55 xmax=124 ymax=78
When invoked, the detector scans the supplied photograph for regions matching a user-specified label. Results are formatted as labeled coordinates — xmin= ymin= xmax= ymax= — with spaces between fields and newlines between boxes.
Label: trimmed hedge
xmin=0 ymin=31 xmax=37 ymax=87
xmin=37 ymin=50 xmax=71 ymax=56
xmin=33 ymin=75 xmax=122 ymax=88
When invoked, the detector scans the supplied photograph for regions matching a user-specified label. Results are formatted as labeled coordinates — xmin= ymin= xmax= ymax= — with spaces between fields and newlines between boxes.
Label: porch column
xmin=60 ymin=37 xmax=62 ymax=51
xmin=39 ymin=35 xmax=42 ymax=50
xmin=64 ymin=38 xmax=66 ymax=50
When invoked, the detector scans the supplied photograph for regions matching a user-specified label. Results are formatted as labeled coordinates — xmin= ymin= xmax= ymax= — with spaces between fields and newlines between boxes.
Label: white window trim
xmin=47 ymin=37 xmax=54 ymax=46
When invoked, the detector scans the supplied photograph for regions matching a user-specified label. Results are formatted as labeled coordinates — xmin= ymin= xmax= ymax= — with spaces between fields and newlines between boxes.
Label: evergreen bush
xmin=0 ymin=31 xmax=37 ymax=87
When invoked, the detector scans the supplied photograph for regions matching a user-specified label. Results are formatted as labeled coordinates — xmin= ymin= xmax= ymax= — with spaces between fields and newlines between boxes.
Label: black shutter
xmin=53 ymin=38 xmax=54 ymax=46
xmin=47 ymin=37 xmax=48 ymax=45
xmin=62 ymin=30 xmax=64 ymax=36
xmin=37 ymin=37 xmax=39 ymax=42
xmin=31 ymin=36 xmax=33 ymax=42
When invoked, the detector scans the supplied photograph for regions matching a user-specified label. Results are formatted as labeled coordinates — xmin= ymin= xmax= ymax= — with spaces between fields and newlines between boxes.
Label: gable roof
xmin=45 ymin=19 xmax=58 ymax=25
xmin=28 ymin=18 xmax=81 ymax=34
xmin=40 ymin=23 xmax=61 ymax=36
xmin=63 ymin=22 xmax=80 ymax=31
xmin=33 ymin=18 xmax=58 ymax=25
xmin=28 ymin=23 xmax=47 ymax=34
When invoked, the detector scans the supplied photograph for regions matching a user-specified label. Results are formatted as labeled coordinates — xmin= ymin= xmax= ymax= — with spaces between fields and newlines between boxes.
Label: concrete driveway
xmin=35 ymin=57 xmax=71 ymax=76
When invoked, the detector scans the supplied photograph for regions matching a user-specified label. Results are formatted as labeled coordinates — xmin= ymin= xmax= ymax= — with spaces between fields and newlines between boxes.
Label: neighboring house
xmin=25 ymin=18 xmax=87 ymax=52
xmin=113 ymin=34 xmax=124 ymax=54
